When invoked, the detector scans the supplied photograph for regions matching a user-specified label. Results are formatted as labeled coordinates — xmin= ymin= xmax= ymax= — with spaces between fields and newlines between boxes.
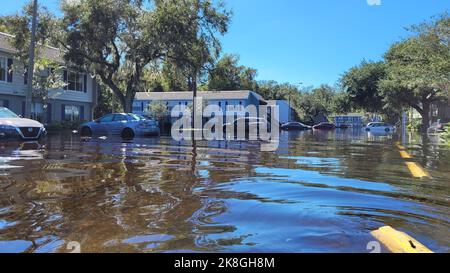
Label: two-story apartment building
xmin=132 ymin=91 xmax=267 ymax=120
xmin=0 ymin=32 xmax=97 ymax=124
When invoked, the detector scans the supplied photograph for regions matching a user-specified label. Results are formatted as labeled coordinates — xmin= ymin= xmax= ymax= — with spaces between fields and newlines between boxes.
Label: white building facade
xmin=132 ymin=91 xmax=266 ymax=120
xmin=267 ymin=100 xmax=292 ymax=124
xmin=0 ymin=32 xmax=98 ymax=124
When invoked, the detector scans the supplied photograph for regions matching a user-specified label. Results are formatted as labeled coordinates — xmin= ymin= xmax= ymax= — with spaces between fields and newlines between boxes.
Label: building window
xmin=0 ymin=57 xmax=6 ymax=82
xmin=67 ymin=71 xmax=85 ymax=92
xmin=64 ymin=105 xmax=81 ymax=121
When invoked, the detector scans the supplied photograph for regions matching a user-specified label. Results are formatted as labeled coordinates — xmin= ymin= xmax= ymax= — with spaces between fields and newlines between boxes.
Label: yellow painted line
xmin=371 ymin=226 xmax=433 ymax=253
xmin=399 ymin=150 xmax=412 ymax=159
xmin=405 ymin=162 xmax=431 ymax=178
xmin=396 ymin=144 xmax=406 ymax=150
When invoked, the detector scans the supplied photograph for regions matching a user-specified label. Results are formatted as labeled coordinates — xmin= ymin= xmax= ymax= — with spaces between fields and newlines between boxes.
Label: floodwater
xmin=0 ymin=129 xmax=449 ymax=253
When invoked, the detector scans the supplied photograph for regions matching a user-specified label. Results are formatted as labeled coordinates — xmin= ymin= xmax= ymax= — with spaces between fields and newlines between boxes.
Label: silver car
xmin=365 ymin=122 xmax=396 ymax=133
xmin=0 ymin=107 xmax=46 ymax=140
xmin=80 ymin=113 xmax=160 ymax=138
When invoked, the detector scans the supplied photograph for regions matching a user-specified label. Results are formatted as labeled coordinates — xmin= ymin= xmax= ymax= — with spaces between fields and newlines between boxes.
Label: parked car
xmin=427 ymin=120 xmax=445 ymax=134
xmin=312 ymin=122 xmax=336 ymax=130
xmin=336 ymin=123 xmax=351 ymax=129
xmin=223 ymin=117 xmax=271 ymax=134
xmin=281 ymin=122 xmax=312 ymax=131
xmin=365 ymin=122 xmax=395 ymax=133
xmin=80 ymin=113 xmax=160 ymax=138
xmin=0 ymin=107 xmax=46 ymax=140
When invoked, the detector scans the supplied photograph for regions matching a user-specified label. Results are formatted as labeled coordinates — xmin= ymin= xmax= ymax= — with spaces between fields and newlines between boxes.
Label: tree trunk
xmin=98 ymin=74 xmax=126 ymax=113
xmin=124 ymin=97 xmax=133 ymax=113
xmin=421 ymin=100 xmax=431 ymax=133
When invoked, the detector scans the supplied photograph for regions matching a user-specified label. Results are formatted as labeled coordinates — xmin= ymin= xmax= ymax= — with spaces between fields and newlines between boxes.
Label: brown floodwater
xmin=0 ymin=129 xmax=449 ymax=253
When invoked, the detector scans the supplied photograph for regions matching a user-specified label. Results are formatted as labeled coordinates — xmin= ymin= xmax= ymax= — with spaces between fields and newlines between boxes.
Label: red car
xmin=313 ymin=122 xmax=336 ymax=130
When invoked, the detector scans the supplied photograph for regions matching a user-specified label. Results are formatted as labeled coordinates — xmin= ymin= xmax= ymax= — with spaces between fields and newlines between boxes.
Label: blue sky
xmin=2 ymin=0 xmax=449 ymax=87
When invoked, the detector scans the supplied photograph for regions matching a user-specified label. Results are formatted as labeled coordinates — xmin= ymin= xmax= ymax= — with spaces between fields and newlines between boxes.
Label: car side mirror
xmin=95 ymin=119 xmax=101 ymax=123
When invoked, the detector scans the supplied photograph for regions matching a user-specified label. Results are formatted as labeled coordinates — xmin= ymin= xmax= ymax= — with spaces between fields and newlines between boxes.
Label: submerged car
xmin=365 ymin=122 xmax=395 ymax=133
xmin=223 ymin=117 xmax=271 ymax=133
xmin=312 ymin=122 xmax=336 ymax=130
xmin=281 ymin=122 xmax=312 ymax=131
xmin=0 ymin=107 xmax=46 ymax=140
xmin=80 ymin=113 xmax=160 ymax=138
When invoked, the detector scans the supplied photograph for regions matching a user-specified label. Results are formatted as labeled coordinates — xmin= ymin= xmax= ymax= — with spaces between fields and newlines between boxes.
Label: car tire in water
xmin=81 ymin=127 xmax=92 ymax=137
xmin=121 ymin=128 xmax=135 ymax=139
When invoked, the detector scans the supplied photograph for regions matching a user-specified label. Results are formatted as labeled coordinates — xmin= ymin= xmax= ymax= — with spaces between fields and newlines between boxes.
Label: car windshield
xmin=128 ymin=113 xmax=143 ymax=120
xmin=0 ymin=107 xmax=19 ymax=118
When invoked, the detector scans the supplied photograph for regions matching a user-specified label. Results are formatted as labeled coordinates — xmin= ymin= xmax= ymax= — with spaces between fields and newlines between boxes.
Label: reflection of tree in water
xmin=0 ymin=136 xmax=255 ymax=252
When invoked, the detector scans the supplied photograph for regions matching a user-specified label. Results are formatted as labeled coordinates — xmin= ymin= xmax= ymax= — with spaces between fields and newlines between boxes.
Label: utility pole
xmin=25 ymin=0 xmax=38 ymax=119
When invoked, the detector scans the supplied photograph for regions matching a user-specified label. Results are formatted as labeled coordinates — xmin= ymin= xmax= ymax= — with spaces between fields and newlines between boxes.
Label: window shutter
xmin=7 ymin=58 xmax=13 ymax=83
xmin=80 ymin=105 xmax=85 ymax=121
xmin=46 ymin=103 xmax=52 ymax=124
xmin=83 ymin=74 xmax=87 ymax=93
xmin=61 ymin=104 xmax=66 ymax=121
xmin=63 ymin=70 xmax=68 ymax=90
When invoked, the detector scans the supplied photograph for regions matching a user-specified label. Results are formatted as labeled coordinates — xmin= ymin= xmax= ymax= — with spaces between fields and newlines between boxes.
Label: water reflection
xmin=0 ymin=131 xmax=449 ymax=253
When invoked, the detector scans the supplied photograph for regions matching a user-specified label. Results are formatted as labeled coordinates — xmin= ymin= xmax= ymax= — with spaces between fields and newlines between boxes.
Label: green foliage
xmin=341 ymin=60 xmax=386 ymax=113
xmin=147 ymin=101 xmax=169 ymax=121
xmin=94 ymin=83 xmax=123 ymax=118
xmin=161 ymin=61 xmax=190 ymax=91
xmin=257 ymin=81 xmax=298 ymax=100
xmin=255 ymin=82 xmax=350 ymax=122
xmin=339 ymin=13 xmax=449 ymax=130
xmin=207 ymin=54 xmax=258 ymax=91
xmin=0 ymin=2 xmax=63 ymax=108
xmin=32 ymin=58 xmax=66 ymax=103
xmin=407 ymin=117 xmax=423 ymax=131
xmin=60 ymin=0 xmax=231 ymax=111
xmin=152 ymin=0 xmax=231 ymax=92
xmin=443 ymin=124 xmax=450 ymax=144
xmin=292 ymin=85 xmax=344 ymax=121
xmin=0 ymin=2 xmax=59 ymax=60
xmin=380 ymin=13 xmax=450 ymax=130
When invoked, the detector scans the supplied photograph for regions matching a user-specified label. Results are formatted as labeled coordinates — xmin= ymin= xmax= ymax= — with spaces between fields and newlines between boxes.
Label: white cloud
xmin=367 ymin=0 xmax=382 ymax=6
